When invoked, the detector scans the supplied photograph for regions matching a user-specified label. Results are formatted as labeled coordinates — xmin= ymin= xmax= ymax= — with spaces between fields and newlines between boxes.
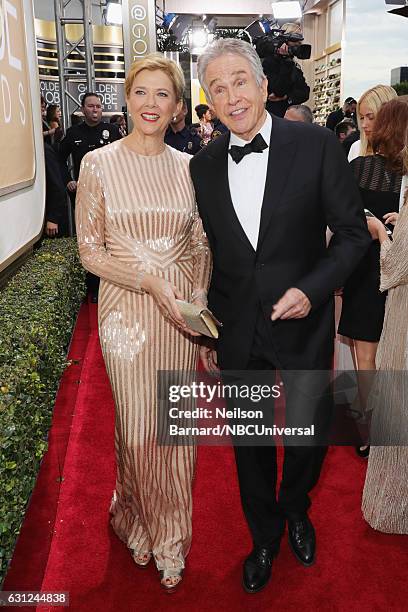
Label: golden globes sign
xmin=0 ymin=0 xmax=35 ymax=196
xmin=0 ymin=0 xmax=45 ymax=273
xmin=122 ymin=0 xmax=157 ymax=72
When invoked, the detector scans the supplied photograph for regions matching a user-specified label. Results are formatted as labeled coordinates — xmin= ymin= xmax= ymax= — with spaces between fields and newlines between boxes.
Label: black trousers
xmin=231 ymin=308 xmax=329 ymax=554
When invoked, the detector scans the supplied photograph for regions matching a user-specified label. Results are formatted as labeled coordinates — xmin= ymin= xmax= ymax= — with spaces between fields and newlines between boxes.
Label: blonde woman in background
xmin=76 ymin=54 xmax=212 ymax=592
xmin=348 ymin=84 xmax=397 ymax=161
xmin=336 ymin=85 xmax=398 ymax=449
xmin=339 ymin=98 xmax=407 ymax=458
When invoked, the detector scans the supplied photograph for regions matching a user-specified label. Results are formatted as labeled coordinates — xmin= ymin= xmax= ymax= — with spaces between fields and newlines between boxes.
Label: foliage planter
xmin=0 ymin=238 xmax=86 ymax=583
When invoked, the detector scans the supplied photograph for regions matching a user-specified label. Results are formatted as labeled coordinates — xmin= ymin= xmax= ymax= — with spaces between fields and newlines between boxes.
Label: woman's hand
xmin=383 ymin=212 xmax=399 ymax=226
xmin=366 ymin=217 xmax=389 ymax=243
xmin=141 ymin=274 xmax=201 ymax=336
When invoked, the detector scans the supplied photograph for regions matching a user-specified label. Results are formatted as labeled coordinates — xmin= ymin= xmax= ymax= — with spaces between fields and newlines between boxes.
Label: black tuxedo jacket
xmin=189 ymin=115 xmax=371 ymax=370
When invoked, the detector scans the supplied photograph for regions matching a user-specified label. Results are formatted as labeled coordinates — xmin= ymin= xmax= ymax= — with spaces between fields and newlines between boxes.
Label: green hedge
xmin=393 ymin=81 xmax=408 ymax=96
xmin=0 ymin=238 xmax=86 ymax=584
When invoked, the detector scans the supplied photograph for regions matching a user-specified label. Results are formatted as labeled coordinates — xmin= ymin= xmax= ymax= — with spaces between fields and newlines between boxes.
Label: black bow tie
xmin=229 ymin=133 xmax=268 ymax=164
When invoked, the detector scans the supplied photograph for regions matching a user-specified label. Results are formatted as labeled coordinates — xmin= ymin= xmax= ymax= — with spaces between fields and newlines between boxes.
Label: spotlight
xmin=163 ymin=13 xmax=177 ymax=29
xmin=106 ymin=2 xmax=122 ymax=25
xmin=245 ymin=19 xmax=270 ymax=41
xmin=191 ymin=29 xmax=208 ymax=49
xmin=385 ymin=0 xmax=408 ymax=18
xmin=163 ymin=14 xmax=192 ymax=42
xmin=202 ymin=15 xmax=217 ymax=33
xmin=189 ymin=28 xmax=213 ymax=55
xmin=271 ymin=1 xmax=302 ymax=20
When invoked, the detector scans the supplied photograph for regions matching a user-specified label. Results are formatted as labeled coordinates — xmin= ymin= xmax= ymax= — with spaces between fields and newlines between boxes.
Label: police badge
xmin=99 ymin=130 xmax=110 ymax=144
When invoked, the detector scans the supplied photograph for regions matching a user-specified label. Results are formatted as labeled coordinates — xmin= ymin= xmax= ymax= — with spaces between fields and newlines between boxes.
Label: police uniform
xmin=59 ymin=120 xmax=120 ymax=302
xmin=59 ymin=120 xmax=121 ymax=180
xmin=164 ymin=125 xmax=201 ymax=155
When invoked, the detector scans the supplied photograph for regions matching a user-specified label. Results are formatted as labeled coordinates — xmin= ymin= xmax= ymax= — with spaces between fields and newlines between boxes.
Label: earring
xmin=173 ymin=115 xmax=177 ymax=121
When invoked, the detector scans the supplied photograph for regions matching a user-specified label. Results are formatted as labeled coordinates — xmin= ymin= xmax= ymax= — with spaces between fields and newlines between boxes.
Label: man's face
xmin=205 ymin=53 xmax=268 ymax=142
xmin=82 ymin=95 xmax=103 ymax=125
xmin=344 ymin=102 xmax=356 ymax=116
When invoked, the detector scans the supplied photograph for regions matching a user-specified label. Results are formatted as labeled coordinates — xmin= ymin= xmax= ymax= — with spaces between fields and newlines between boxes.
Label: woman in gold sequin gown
xmin=361 ymin=182 xmax=408 ymax=534
xmin=75 ymin=56 xmax=212 ymax=590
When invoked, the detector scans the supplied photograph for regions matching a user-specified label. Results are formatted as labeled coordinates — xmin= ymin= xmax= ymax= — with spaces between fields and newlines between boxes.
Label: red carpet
xmin=4 ymin=302 xmax=407 ymax=611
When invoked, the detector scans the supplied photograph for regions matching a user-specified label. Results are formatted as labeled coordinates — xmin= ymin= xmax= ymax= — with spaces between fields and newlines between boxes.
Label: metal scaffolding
xmin=54 ymin=0 xmax=96 ymax=132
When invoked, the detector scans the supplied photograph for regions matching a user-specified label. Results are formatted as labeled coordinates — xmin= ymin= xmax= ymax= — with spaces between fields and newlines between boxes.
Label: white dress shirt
xmin=228 ymin=112 xmax=272 ymax=250
xmin=348 ymin=139 xmax=361 ymax=162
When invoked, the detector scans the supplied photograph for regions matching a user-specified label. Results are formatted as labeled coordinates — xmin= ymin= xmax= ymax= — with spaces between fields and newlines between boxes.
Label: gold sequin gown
xmin=75 ymin=140 xmax=212 ymax=569
xmin=362 ymin=194 xmax=408 ymax=534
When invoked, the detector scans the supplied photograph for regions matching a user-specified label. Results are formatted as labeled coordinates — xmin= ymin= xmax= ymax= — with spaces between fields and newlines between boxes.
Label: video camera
xmin=254 ymin=29 xmax=311 ymax=61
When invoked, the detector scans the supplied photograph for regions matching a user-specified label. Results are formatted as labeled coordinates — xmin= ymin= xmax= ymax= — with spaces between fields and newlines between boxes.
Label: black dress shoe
xmin=288 ymin=515 xmax=315 ymax=566
xmin=243 ymin=546 xmax=274 ymax=594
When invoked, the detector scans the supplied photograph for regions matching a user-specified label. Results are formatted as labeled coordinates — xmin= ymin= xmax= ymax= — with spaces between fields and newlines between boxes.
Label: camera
xmin=251 ymin=25 xmax=311 ymax=117
xmin=254 ymin=29 xmax=312 ymax=61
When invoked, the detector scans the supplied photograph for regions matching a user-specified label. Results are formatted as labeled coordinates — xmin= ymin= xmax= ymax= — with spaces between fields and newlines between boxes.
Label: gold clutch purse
xmin=176 ymin=300 xmax=222 ymax=339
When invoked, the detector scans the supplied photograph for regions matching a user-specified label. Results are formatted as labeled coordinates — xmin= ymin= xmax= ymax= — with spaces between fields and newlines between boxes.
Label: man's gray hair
xmin=287 ymin=104 xmax=314 ymax=124
xmin=197 ymin=38 xmax=266 ymax=102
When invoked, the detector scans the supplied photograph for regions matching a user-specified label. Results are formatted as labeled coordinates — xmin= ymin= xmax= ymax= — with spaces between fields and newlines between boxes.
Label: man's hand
xmin=271 ymin=288 xmax=311 ymax=321
xmin=67 ymin=180 xmax=77 ymax=192
xmin=200 ymin=344 xmax=220 ymax=377
xmin=45 ymin=221 xmax=58 ymax=237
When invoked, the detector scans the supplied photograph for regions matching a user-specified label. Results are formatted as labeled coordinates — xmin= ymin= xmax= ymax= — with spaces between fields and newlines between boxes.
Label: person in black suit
xmin=190 ymin=38 xmax=371 ymax=594
xmin=44 ymin=143 xmax=69 ymax=237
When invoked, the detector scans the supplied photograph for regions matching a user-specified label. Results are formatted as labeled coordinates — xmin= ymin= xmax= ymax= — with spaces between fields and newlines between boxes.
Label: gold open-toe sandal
xmin=159 ymin=568 xmax=183 ymax=593
xmin=132 ymin=550 xmax=152 ymax=568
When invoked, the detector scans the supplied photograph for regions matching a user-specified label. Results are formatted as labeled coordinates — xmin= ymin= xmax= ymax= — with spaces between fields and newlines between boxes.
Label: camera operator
xmin=257 ymin=23 xmax=310 ymax=118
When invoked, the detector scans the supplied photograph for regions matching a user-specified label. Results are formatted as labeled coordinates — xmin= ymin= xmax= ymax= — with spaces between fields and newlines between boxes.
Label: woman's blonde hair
xmin=125 ymin=53 xmax=185 ymax=101
xmin=357 ymin=84 xmax=398 ymax=156
xmin=281 ymin=22 xmax=303 ymax=36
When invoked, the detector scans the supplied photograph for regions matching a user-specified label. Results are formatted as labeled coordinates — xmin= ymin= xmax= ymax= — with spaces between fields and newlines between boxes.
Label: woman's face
xmin=204 ymin=109 xmax=212 ymax=122
xmin=126 ymin=69 xmax=181 ymax=138
xmin=56 ymin=106 xmax=61 ymax=119
xmin=359 ymin=101 xmax=376 ymax=142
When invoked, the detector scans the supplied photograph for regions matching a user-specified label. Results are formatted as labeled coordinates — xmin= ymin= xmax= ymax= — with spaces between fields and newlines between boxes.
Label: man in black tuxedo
xmin=189 ymin=39 xmax=371 ymax=594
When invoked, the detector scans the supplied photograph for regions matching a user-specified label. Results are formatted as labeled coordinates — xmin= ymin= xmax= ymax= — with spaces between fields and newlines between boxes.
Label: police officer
xmin=59 ymin=92 xmax=121 ymax=301
xmin=59 ymin=91 xmax=121 ymax=185
xmin=164 ymin=99 xmax=201 ymax=155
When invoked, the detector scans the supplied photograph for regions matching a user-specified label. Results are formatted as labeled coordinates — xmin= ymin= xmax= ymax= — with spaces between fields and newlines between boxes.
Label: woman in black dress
xmin=339 ymin=100 xmax=408 ymax=426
